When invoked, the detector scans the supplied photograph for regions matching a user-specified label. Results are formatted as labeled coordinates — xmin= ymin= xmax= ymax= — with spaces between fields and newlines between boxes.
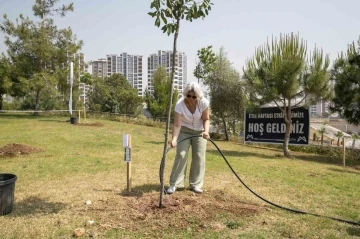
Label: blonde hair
xmin=183 ymin=82 xmax=204 ymax=99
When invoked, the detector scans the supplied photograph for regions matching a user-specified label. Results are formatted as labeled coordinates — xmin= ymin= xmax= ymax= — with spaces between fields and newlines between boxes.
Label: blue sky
xmin=0 ymin=0 xmax=359 ymax=85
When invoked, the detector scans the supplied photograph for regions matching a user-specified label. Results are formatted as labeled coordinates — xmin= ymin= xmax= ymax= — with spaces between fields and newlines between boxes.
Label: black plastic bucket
xmin=0 ymin=173 xmax=17 ymax=215
xmin=70 ymin=117 xmax=78 ymax=125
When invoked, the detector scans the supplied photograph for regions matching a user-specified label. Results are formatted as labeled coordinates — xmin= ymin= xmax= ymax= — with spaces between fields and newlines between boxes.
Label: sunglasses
xmin=186 ymin=94 xmax=197 ymax=99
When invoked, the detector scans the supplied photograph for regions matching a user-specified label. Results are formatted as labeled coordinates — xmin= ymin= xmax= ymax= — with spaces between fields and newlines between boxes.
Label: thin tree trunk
xmin=321 ymin=134 xmax=324 ymax=146
xmin=0 ymin=94 xmax=3 ymax=111
xmin=283 ymin=105 xmax=292 ymax=158
xmin=337 ymin=138 xmax=340 ymax=146
xmin=232 ymin=119 xmax=236 ymax=136
xmin=222 ymin=116 xmax=229 ymax=141
xmin=34 ymin=89 xmax=41 ymax=116
xmin=35 ymin=14 xmax=45 ymax=117
xmin=283 ymin=122 xmax=291 ymax=158
xmin=159 ymin=18 xmax=180 ymax=208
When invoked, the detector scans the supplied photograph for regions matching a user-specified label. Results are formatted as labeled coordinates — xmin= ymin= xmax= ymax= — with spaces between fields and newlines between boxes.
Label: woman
xmin=167 ymin=82 xmax=210 ymax=194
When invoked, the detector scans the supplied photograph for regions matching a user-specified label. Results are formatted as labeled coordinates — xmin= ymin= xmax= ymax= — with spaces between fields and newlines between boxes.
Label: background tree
xmin=87 ymin=74 xmax=142 ymax=115
xmin=19 ymin=83 xmax=64 ymax=111
xmin=80 ymin=72 xmax=93 ymax=85
xmin=148 ymin=0 xmax=213 ymax=207
xmin=86 ymin=77 xmax=107 ymax=112
xmin=0 ymin=55 xmax=12 ymax=110
xmin=144 ymin=66 xmax=178 ymax=120
xmin=318 ymin=126 xmax=327 ymax=146
xmin=243 ymin=33 xmax=332 ymax=158
xmin=118 ymin=90 xmax=143 ymax=115
xmin=55 ymin=28 xmax=83 ymax=109
xmin=330 ymin=37 xmax=360 ymax=125
xmin=194 ymin=45 xmax=217 ymax=84
xmin=194 ymin=45 xmax=217 ymax=99
xmin=351 ymin=133 xmax=360 ymax=149
xmin=313 ymin=132 xmax=318 ymax=141
xmin=206 ymin=47 xmax=247 ymax=140
xmin=335 ymin=130 xmax=344 ymax=146
xmin=0 ymin=0 xmax=82 ymax=115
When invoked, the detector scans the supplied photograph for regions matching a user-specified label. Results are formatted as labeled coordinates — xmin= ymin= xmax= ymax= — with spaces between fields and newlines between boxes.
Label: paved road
xmin=311 ymin=123 xmax=359 ymax=149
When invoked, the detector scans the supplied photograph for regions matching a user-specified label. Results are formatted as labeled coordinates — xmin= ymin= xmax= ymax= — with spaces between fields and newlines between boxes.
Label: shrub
xmin=210 ymin=132 xmax=223 ymax=140
xmin=313 ymin=132 xmax=317 ymax=141
xmin=245 ymin=142 xmax=359 ymax=162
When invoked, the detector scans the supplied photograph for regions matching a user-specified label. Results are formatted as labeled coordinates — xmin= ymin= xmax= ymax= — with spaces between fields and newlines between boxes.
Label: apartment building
xmin=79 ymin=83 xmax=91 ymax=105
xmin=91 ymin=58 xmax=107 ymax=78
xmin=73 ymin=53 xmax=90 ymax=104
xmin=309 ymin=100 xmax=332 ymax=117
xmin=74 ymin=53 xmax=86 ymax=75
xmin=147 ymin=50 xmax=187 ymax=95
xmin=106 ymin=53 xmax=144 ymax=96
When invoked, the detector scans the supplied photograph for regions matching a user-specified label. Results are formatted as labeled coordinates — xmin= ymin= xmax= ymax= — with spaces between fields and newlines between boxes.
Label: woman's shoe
xmin=190 ymin=187 xmax=203 ymax=194
xmin=166 ymin=186 xmax=176 ymax=194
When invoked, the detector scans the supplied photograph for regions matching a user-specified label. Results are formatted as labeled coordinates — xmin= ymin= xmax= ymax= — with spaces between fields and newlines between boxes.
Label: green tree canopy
xmin=206 ymin=47 xmax=247 ymax=140
xmin=144 ymin=66 xmax=178 ymax=120
xmin=0 ymin=0 xmax=82 ymax=114
xmin=330 ymin=37 xmax=360 ymax=125
xmin=80 ymin=72 xmax=93 ymax=85
xmin=243 ymin=33 xmax=332 ymax=157
xmin=0 ymin=55 xmax=12 ymax=110
xmin=87 ymin=73 xmax=142 ymax=115
xmin=194 ymin=45 xmax=217 ymax=83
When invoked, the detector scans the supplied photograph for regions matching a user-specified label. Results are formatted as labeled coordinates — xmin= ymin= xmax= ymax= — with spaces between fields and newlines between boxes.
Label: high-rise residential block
xmin=106 ymin=53 xmax=143 ymax=96
xmin=147 ymin=50 xmax=187 ymax=95
xmin=91 ymin=58 xmax=107 ymax=78
xmin=73 ymin=53 xmax=90 ymax=104
xmin=74 ymin=53 xmax=86 ymax=75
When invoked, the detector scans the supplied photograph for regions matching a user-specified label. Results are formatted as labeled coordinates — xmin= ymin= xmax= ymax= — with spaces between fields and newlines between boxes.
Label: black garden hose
xmin=159 ymin=135 xmax=360 ymax=226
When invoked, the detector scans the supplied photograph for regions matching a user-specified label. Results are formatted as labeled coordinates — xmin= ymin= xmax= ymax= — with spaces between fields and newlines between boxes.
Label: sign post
xmin=69 ymin=61 xmax=74 ymax=117
xmin=342 ymin=137 xmax=346 ymax=166
xmin=84 ymin=105 xmax=87 ymax=122
xmin=123 ymin=134 xmax=132 ymax=192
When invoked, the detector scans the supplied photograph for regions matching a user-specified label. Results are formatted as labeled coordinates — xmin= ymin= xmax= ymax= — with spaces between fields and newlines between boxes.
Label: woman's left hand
xmin=202 ymin=131 xmax=210 ymax=140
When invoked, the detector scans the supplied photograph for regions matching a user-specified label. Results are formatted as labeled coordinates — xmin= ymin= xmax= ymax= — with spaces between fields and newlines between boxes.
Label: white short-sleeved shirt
xmin=175 ymin=97 xmax=210 ymax=131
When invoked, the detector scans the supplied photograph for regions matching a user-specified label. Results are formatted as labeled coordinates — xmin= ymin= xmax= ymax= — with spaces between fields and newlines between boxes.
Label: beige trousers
xmin=169 ymin=126 xmax=207 ymax=189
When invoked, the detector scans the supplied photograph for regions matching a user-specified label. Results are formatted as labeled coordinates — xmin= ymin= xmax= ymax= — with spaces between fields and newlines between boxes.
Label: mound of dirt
xmin=0 ymin=143 xmax=43 ymax=157
xmin=83 ymin=189 xmax=263 ymax=235
xmin=75 ymin=123 xmax=104 ymax=127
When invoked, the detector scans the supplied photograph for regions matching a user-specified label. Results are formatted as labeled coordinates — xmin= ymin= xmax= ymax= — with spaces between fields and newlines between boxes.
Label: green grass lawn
xmin=0 ymin=114 xmax=359 ymax=239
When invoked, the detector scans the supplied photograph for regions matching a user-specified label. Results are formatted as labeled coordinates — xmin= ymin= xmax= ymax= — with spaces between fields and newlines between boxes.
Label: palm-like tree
xmin=335 ymin=131 xmax=344 ymax=146
xmin=351 ymin=133 xmax=360 ymax=149
xmin=318 ymin=126 xmax=327 ymax=146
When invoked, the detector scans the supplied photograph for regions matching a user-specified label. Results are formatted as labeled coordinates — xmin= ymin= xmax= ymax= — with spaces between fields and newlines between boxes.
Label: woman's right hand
xmin=170 ymin=139 xmax=177 ymax=148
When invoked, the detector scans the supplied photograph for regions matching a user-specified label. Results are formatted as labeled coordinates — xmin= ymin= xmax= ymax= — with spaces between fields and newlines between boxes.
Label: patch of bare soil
xmin=80 ymin=189 xmax=263 ymax=235
xmin=0 ymin=143 xmax=43 ymax=158
xmin=75 ymin=122 xmax=104 ymax=127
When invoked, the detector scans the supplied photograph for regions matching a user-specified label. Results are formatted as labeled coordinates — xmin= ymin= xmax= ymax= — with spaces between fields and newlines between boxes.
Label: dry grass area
xmin=0 ymin=115 xmax=359 ymax=238
xmin=75 ymin=122 xmax=104 ymax=127
xmin=1 ymin=170 xmax=264 ymax=238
